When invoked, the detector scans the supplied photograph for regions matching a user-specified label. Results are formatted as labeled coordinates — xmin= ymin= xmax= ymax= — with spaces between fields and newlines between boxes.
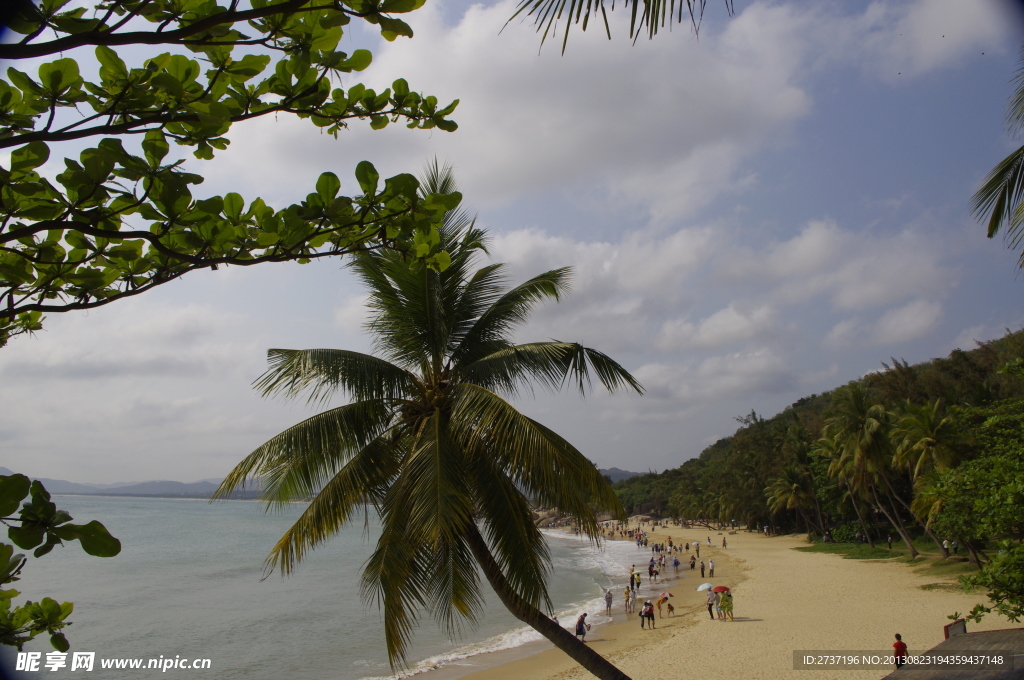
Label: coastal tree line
xmin=611 ymin=328 xmax=1024 ymax=623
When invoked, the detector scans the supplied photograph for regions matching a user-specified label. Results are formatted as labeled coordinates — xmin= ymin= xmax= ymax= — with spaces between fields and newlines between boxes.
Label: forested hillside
xmin=612 ymin=329 xmax=1024 ymax=620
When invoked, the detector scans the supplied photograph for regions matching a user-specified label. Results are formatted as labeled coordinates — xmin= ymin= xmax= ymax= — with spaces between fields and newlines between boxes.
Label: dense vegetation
xmin=612 ymin=329 xmax=1024 ymax=621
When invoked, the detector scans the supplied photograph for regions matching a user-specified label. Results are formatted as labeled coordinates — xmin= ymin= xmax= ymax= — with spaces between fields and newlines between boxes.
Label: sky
xmin=3 ymin=0 xmax=1024 ymax=483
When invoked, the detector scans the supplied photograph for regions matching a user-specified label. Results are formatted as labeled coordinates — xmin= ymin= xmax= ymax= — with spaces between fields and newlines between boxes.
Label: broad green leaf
xmin=377 ymin=16 xmax=413 ymax=39
xmin=380 ymin=0 xmax=426 ymax=12
xmin=355 ymin=161 xmax=379 ymax=195
xmin=0 ymin=475 xmax=30 ymax=518
xmin=316 ymin=172 xmax=341 ymax=202
xmin=346 ymin=50 xmax=373 ymax=72
xmin=52 ymin=521 xmax=121 ymax=557
xmin=7 ymin=526 xmax=44 ymax=551
xmin=223 ymin=193 xmax=244 ymax=221
xmin=50 ymin=632 xmax=70 ymax=652
xmin=95 ymin=46 xmax=129 ymax=81
xmin=10 ymin=142 xmax=49 ymax=174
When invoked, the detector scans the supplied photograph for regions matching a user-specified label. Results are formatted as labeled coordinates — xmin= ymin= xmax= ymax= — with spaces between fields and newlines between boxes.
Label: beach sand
xmin=457 ymin=526 xmax=1015 ymax=680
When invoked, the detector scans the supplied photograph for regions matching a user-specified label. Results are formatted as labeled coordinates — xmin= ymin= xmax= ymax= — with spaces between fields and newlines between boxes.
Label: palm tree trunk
xmin=921 ymin=523 xmax=949 ymax=558
xmin=962 ymin=539 xmax=984 ymax=568
xmin=466 ymin=525 xmax=632 ymax=680
xmin=812 ymin=497 xmax=828 ymax=539
xmin=849 ymin=493 xmax=875 ymax=548
xmin=891 ymin=474 xmax=948 ymax=558
xmin=870 ymin=485 xmax=918 ymax=557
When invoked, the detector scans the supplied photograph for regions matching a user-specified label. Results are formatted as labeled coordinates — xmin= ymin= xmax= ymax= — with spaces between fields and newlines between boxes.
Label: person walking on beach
xmin=708 ymin=559 xmax=715 ymax=577
xmin=690 ymin=554 xmax=696 ymax=571
xmin=720 ymin=591 xmax=734 ymax=621
xmin=629 ymin=589 xmax=637 ymax=614
xmin=640 ymin=601 xmax=655 ymax=629
xmin=655 ymin=595 xmax=670 ymax=618
xmin=700 ymin=560 xmax=705 ymax=578
xmin=604 ymin=589 xmax=613 ymax=616
xmin=673 ymin=556 xmax=680 ymax=574
xmin=575 ymin=613 xmax=589 ymax=642
xmin=706 ymin=589 xmax=716 ymax=620
xmin=624 ymin=587 xmax=631 ymax=613
xmin=722 ymin=536 xmax=727 ymax=549
xmin=695 ymin=543 xmax=700 ymax=558
xmin=893 ymin=633 xmax=907 ymax=668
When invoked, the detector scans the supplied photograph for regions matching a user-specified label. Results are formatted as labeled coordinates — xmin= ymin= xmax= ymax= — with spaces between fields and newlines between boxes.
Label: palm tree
xmin=214 ymin=165 xmax=643 ymax=680
xmin=891 ymin=399 xmax=959 ymax=557
xmin=765 ymin=464 xmax=822 ymax=535
xmin=972 ymin=45 xmax=1024 ymax=267
xmin=891 ymin=399 xmax=957 ymax=480
xmin=824 ymin=384 xmax=919 ymax=557
xmin=816 ymin=433 xmax=875 ymax=547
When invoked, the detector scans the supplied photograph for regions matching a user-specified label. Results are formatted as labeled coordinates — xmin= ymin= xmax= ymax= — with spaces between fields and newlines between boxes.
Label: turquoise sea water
xmin=3 ymin=496 xmax=645 ymax=680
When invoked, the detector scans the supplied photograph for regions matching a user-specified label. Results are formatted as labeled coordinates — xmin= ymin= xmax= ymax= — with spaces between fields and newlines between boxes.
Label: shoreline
xmin=395 ymin=523 xmax=741 ymax=680
xmin=449 ymin=524 xmax=1016 ymax=680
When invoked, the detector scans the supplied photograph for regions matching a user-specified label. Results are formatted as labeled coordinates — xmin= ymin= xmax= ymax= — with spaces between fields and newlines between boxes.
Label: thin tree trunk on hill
xmin=849 ymin=493 xmax=875 ymax=548
xmin=921 ymin=523 xmax=949 ymax=558
xmin=466 ymin=525 xmax=632 ymax=680
xmin=870 ymin=485 xmax=918 ymax=557
xmin=890 ymin=473 xmax=949 ymax=557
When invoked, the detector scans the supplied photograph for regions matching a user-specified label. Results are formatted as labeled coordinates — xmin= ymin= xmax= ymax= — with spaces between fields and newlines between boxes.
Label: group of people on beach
xmin=706 ymin=588 xmax=734 ymax=621
xmin=570 ymin=521 xmax=737 ymax=645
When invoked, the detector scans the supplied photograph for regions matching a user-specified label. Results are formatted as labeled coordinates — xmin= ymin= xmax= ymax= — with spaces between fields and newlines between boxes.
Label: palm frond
xmin=361 ymin=489 xmax=433 ymax=668
xmin=461 ymin=341 xmax=644 ymax=397
xmin=451 ymin=268 xmax=572 ymax=366
xmin=254 ymin=349 xmax=417 ymax=405
xmin=262 ymin=429 xmax=406 ymax=575
xmin=468 ymin=450 xmax=554 ymax=613
xmin=401 ymin=410 xmax=482 ymax=639
xmin=214 ymin=400 xmax=395 ymax=504
xmin=972 ymin=144 xmax=1024 ymax=248
xmin=451 ymin=383 xmax=623 ymax=539
xmin=1007 ymin=45 xmax=1024 ymax=137
xmin=508 ymin=0 xmax=733 ymax=53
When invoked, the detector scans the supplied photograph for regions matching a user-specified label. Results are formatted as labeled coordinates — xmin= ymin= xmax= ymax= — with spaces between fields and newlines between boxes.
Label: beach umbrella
xmin=712 ymin=586 xmax=730 ymax=593
xmin=696 ymin=583 xmax=714 ymax=591
xmin=659 ymin=592 xmax=674 ymax=598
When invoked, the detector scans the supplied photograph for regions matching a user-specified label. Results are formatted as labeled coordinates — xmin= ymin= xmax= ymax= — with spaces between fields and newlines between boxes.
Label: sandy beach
xmin=455 ymin=525 xmax=1015 ymax=680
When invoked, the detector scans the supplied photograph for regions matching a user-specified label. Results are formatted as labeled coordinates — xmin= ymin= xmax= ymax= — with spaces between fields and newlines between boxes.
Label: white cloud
xmin=873 ymin=299 xmax=943 ymax=344
xmin=619 ymin=347 xmax=795 ymax=421
xmin=0 ymin=301 xmax=255 ymax=381
xmin=334 ymin=294 xmax=370 ymax=334
xmin=657 ymin=303 xmax=776 ymax=350
xmin=723 ymin=220 xmax=949 ymax=312
xmin=855 ymin=0 xmax=1013 ymax=80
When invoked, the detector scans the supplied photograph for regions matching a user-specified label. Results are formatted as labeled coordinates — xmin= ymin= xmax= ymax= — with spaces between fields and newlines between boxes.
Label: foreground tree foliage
xmin=0 ymin=0 xmax=461 ymax=346
xmin=216 ymin=166 xmax=643 ymax=680
xmin=973 ymin=43 xmax=1024 ymax=267
xmin=0 ymin=474 xmax=121 ymax=650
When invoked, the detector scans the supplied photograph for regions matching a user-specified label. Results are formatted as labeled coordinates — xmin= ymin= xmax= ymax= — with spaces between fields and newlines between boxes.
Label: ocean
xmin=2 ymin=495 xmax=647 ymax=679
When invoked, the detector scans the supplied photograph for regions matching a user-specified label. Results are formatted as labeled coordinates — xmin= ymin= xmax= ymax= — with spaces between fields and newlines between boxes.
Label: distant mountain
xmin=0 ymin=467 xmax=256 ymax=499
xmin=599 ymin=467 xmax=643 ymax=483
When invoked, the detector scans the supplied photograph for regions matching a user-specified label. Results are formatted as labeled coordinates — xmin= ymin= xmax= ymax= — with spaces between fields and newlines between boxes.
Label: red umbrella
xmin=712 ymin=586 xmax=730 ymax=593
